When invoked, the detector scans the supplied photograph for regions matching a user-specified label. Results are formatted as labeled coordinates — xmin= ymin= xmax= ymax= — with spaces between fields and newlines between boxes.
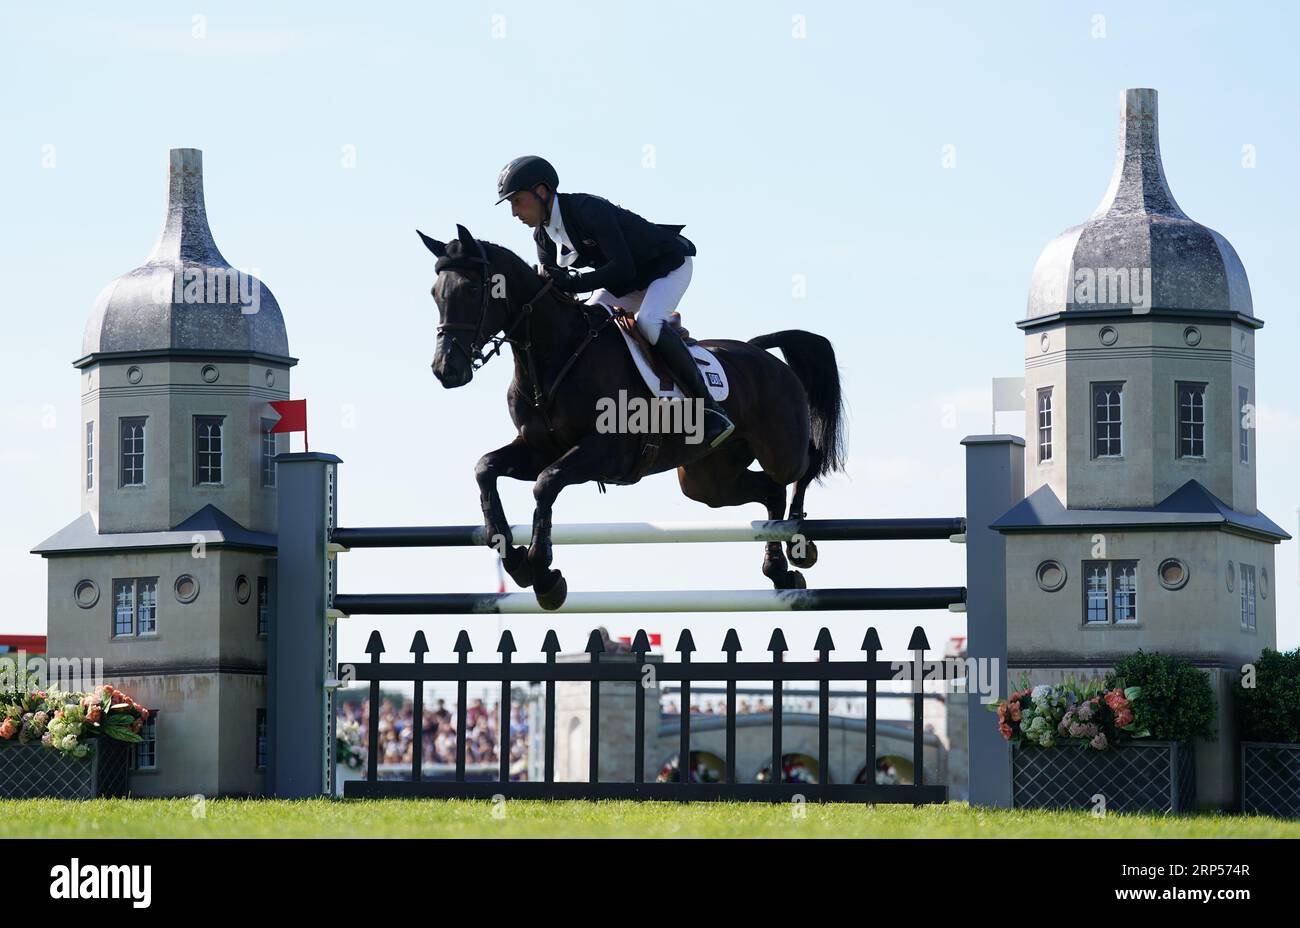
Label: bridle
xmin=434 ymin=237 xmax=614 ymax=433
xmin=434 ymin=237 xmax=553 ymax=372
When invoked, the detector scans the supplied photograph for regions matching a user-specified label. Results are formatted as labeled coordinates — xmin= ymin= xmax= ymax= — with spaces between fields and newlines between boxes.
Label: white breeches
xmin=585 ymin=256 xmax=693 ymax=345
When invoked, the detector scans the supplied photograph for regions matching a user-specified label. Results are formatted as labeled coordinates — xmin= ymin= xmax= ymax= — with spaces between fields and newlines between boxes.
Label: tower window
xmin=133 ymin=716 xmax=157 ymax=771
xmin=120 ymin=418 xmax=146 ymax=487
xmin=261 ymin=418 xmax=279 ymax=488
xmin=1240 ymin=563 xmax=1256 ymax=630
xmin=112 ymin=577 xmax=159 ymax=637
xmin=86 ymin=421 xmax=94 ymax=491
xmin=194 ymin=416 xmax=224 ymax=485
xmin=1176 ymin=382 xmax=1206 ymax=458
xmin=1083 ymin=560 xmax=1138 ymax=624
xmin=1092 ymin=382 xmax=1124 ymax=458
xmin=1239 ymin=386 xmax=1251 ymax=464
xmin=257 ymin=576 xmax=269 ymax=638
xmin=256 ymin=708 xmax=268 ymax=770
xmin=1037 ymin=388 xmax=1053 ymax=463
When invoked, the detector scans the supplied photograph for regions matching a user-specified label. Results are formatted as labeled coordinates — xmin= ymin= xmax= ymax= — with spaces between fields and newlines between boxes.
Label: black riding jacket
xmin=533 ymin=192 xmax=694 ymax=298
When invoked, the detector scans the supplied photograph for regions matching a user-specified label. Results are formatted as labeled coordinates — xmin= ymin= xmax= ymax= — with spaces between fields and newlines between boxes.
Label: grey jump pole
xmin=270 ymin=451 xmax=342 ymax=799
xmin=961 ymin=435 xmax=1022 ymax=808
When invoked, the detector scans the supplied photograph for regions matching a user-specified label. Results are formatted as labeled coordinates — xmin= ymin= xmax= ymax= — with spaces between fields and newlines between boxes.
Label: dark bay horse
xmin=422 ymin=224 xmax=846 ymax=610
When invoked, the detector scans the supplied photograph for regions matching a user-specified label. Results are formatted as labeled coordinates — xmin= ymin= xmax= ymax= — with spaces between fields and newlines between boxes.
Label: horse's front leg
xmin=475 ymin=437 xmax=552 ymax=589
xmin=526 ymin=434 xmax=624 ymax=610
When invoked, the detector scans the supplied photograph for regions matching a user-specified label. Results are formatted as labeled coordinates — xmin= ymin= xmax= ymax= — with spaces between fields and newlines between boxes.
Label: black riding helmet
xmin=495 ymin=155 xmax=558 ymax=206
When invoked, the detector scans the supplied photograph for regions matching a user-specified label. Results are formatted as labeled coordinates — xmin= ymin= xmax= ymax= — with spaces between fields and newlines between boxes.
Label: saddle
xmin=612 ymin=310 xmax=698 ymax=393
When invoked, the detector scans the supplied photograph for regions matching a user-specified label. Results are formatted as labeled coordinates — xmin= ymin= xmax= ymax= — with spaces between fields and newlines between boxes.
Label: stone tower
xmin=33 ymin=149 xmax=295 ymax=797
xmin=995 ymin=89 xmax=1289 ymax=807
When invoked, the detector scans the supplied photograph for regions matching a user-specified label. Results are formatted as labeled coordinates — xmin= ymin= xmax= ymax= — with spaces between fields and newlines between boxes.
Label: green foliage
xmin=1235 ymin=648 xmax=1300 ymax=743
xmin=1105 ymin=651 xmax=1216 ymax=743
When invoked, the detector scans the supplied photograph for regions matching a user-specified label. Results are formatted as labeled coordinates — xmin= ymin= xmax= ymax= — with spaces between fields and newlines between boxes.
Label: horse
xmin=421 ymin=224 xmax=847 ymax=610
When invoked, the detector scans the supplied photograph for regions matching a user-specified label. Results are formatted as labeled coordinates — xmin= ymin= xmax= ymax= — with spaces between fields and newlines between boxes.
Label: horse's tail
xmin=748 ymin=330 xmax=847 ymax=481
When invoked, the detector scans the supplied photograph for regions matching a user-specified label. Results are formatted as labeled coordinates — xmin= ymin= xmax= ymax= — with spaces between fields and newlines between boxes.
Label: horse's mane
xmin=455 ymin=238 xmax=587 ymax=308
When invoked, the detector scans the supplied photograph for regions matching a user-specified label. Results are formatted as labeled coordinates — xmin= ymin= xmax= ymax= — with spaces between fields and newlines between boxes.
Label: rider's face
xmin=508 ymin=186 xmax=549 ymax=228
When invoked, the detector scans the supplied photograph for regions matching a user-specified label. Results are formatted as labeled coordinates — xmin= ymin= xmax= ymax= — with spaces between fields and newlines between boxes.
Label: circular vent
xmin=74 ymin=579 xmax=100 ymax=609
xmin=1157 ymin=558 xmax=1189 ymax=591
xmin=1036 ymin=560 xmax=1067 ymax=592
xmin=174 ymin=574 xmax=200 ymax=603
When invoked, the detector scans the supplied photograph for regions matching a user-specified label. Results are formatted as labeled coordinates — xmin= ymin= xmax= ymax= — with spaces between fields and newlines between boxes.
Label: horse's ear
xmin=416 ymin=230 xmax=446 ymax=257
xmin=456 ymin=224 xmax=476 ymax=249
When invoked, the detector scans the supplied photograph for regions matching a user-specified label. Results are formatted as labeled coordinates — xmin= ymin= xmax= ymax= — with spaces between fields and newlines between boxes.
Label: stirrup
xmin=703 ymin=408 xmax=735 ymax=448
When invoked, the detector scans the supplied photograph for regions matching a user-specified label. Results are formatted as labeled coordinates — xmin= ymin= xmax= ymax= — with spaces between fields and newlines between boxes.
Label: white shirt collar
xmin=543 ymin=193 xmax=579 ymax=266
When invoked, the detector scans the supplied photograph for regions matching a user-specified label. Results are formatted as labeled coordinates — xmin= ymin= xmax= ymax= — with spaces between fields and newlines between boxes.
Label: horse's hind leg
xmin=785 ymin=452 xmax=819 ymax=569
xmin=678 ymin=444 xmax=805 ymax=590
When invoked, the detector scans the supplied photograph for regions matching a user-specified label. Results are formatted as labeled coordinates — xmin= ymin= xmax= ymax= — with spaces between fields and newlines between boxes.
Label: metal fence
xmin=340 ymin=624 xmax=954 ymax=803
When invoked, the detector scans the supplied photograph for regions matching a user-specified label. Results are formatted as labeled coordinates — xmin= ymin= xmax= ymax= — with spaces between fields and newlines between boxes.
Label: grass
xmin=5 ymin=799 xmax=1299 ymax=838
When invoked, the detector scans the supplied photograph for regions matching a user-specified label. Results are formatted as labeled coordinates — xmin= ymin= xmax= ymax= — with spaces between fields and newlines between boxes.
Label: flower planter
xmin=1012 ymin=741 xmax=1196 ymax=814
xmin=0 ymin=738 xmax=131 ymax=799
xmin=1241 ymin=742 xmax=1300 ymax=818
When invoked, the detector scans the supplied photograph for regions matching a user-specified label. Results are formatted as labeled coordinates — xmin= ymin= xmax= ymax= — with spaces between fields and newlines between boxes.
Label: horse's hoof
xmin=787 ymin=539 xmax=818 ymax=570
xmin=535 ymin=570 xmax=568 ymax=611
xmin=504 ymin=546 xmax=534 ymax=588
xmin=779 ymin=570 xmax=806 ymax=590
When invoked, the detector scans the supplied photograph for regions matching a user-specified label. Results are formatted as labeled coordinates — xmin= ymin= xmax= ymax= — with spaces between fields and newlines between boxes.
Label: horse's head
xmin=419 ymin=224 xmax=512 ymax=388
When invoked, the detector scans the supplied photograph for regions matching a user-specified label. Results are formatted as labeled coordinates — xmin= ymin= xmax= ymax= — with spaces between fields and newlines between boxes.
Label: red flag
xmin=617 ymin=634 xmax=663 ymax=647
xmin=269 ymin=399 xmax=308 ymax=451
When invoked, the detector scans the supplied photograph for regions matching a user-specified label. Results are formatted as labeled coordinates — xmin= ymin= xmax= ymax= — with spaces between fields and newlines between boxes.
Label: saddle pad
xmin=596 ymin=303 xmax=730 ymax=401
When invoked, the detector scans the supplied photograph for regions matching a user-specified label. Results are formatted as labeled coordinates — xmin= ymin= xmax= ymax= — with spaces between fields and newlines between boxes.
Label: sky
xmin=2 ymin=2 xmax=1296 ymax=709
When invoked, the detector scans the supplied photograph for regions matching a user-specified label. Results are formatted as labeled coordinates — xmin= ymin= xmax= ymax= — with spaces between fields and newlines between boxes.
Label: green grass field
xmin=5 ymin=799 xmax=1299 ymax=838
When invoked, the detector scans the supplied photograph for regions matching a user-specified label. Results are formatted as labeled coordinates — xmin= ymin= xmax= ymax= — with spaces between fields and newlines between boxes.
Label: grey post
xmin=270 ymin=451 xmax=342 ymax=798
xmin=962 ymin=435 xmax=1023 ymax=808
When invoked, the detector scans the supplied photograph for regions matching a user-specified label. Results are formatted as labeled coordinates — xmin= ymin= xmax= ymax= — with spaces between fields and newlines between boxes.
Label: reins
xmin=436 ymin=240 xmax=615 ymax=434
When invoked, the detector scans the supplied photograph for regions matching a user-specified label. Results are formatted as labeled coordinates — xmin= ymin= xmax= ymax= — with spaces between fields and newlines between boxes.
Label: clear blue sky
xmin=2 ymin=3 xmax=1296 ymax=697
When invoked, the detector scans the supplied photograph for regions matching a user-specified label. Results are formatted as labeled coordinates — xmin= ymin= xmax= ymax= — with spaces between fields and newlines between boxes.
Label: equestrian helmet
xmin=495 ymin=155 xmax=558 ymax=204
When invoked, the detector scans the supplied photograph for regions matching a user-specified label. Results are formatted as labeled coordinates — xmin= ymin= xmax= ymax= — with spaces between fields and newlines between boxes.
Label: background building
xmin=32 ymin=149 xmax=292 ymax=796
xmin=992 ymin=89 xmax=1289 ymax=806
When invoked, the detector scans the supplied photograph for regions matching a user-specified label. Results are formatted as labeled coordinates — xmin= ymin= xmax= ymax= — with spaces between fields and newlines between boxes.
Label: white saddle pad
xmin=596 ymin=303 xmax=730 ymax=401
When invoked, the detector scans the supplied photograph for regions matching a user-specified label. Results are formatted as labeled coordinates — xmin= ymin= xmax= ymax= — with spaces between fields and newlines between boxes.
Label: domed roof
xmin=79 ymin=149 xmax=290 ymax=363
xmin=1026 ymin=89 xmax=1252 ymax=320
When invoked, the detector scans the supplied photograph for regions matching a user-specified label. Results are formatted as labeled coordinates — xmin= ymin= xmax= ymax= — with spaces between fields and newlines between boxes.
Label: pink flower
xmin=0 ymin=718 xmax=17 ymax=740
xmin=1090 ymin=732 xmax=1108 ymax=750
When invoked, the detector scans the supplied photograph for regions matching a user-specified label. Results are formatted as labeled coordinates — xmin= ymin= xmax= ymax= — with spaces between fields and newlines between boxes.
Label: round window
xmin=74 ymin=579 xmax=100 ymax=609
xmin=1035 ymin=560 xmax=1067 ymax=592
xmin=1225 ymin=561 xmax=1235 ymax=593
xmin=235 ymin=575 xmax=252 ymax=604
xmin=174 ymin=574 xmax=200 ymax=603
xmin=1157 ymin=558 xmax=1189 ymax=591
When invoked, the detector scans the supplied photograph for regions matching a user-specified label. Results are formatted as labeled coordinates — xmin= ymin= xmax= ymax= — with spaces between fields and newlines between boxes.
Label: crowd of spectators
xmin=338 ymin=694 xmax=530 ymax=779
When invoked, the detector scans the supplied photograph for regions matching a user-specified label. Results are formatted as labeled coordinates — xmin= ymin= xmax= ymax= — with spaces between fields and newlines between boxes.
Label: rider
xmin=494 ymin=155 xmax=735 ymax=449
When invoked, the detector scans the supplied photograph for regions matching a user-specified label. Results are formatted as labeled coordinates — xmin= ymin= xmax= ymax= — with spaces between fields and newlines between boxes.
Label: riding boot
xmin=649 ymin=321 xmax=736 ymax=449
